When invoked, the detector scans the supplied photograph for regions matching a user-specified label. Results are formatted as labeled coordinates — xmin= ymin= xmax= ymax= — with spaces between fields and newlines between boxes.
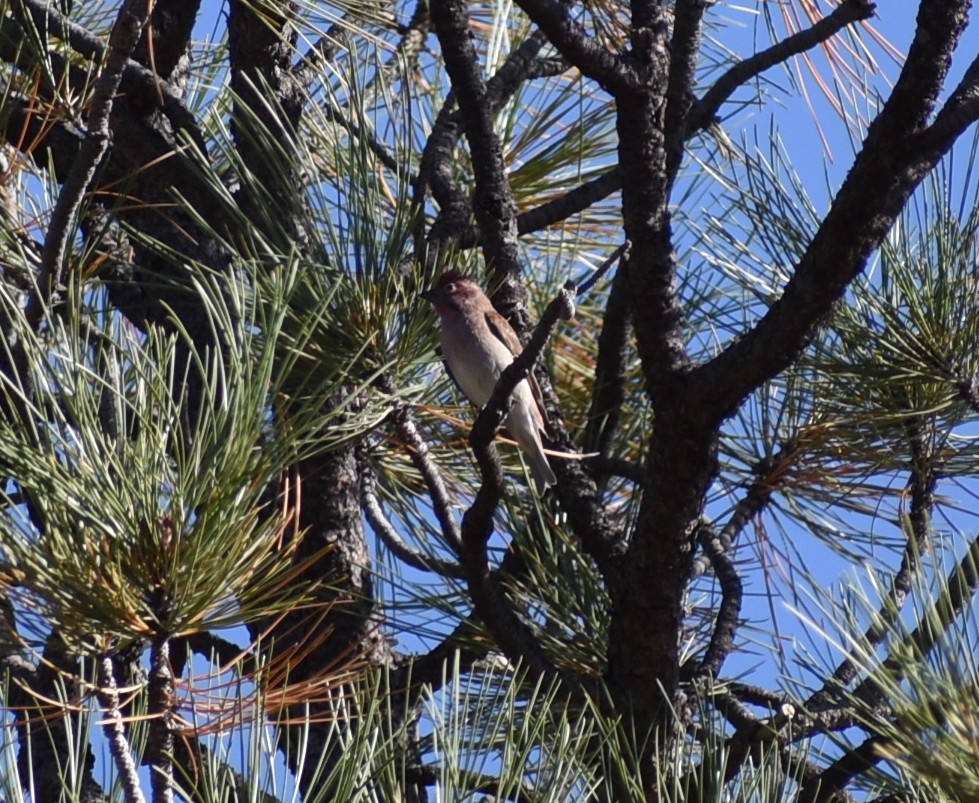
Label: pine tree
xmin=1 ymin=1 xmax=979 ymax=802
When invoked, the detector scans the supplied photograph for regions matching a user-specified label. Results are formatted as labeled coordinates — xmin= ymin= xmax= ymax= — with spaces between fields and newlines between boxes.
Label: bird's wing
xmin=484 ymin=309 xmax=551 ymax=429
xmin=484 ymin=309 xmax=523 ymax=356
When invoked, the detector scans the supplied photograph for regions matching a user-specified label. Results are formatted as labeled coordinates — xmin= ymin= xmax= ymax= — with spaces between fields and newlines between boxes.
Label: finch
xmin=422 ymin=271 xmax=557 ymax=493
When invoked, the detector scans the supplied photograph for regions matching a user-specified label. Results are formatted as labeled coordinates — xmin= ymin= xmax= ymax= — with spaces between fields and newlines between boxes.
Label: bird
xmin=422 ymin=271 xmax=557 ymax=493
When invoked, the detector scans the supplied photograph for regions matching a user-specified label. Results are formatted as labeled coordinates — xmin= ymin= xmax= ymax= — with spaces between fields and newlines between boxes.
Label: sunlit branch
xmin=389 ymin=404 xmax=464 ymax=555
xmin=98 ymin=655 xmax=146 ymax=803
xmin=360 ymin=462 xmax=465 ymax=578
xmin=147 ymin=636 xmax=175 ymax=803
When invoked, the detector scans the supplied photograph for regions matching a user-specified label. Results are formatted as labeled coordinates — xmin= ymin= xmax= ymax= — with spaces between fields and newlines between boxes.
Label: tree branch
xmin=663 ymin=0 xmax=707 ymax=185
xmin=389 ymin=402 xmax=465 ymax=555
xmin=14 ymin=0 xmax=206 ymax=151
xmin=97 ymin=654 xmax=146 ymax=803
xmin=797 ymin=734 xmax=888 ymax=803
xmin=26 ymin=0 xmax=152 ymax=335
xmin=686 ymin=0 xmax=876 ymax=137
xmin=692 ymin=0 xmax=973 ymax=423
xmin=693 ymin=523 xmax=743 ymax=678
xmin=146 ymin=637 xmax=175 ymax=803
xmin=462 ymin=286 xmax=576 ymax=676
xmin=583 ymin=264 xmax=631 ymax=462
xmin=512 ymin=0 xmax=628 ymax=92
xmin=852 ymin=532 xmax=979 ymax=708
xmin=360 ymin=460 xmax=465 ymax=578
xmin=430 ymin=0 xmax=523 ymax=277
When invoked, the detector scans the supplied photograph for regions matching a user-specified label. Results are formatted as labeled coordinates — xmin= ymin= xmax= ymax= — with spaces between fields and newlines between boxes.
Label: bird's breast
xmin=440 ymin=318 xmax=513 ymax=408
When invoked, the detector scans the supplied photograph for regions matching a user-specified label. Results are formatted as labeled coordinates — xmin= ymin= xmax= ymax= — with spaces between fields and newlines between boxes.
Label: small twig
xmin=97 ymin=654 xmax=146 ymax=803
xmin=573 ymin=240 xmax=630 ymax=297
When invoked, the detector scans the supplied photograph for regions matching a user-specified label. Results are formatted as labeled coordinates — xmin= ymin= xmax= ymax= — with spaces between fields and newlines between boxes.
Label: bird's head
xmin=421 ymin=271 xmax=484 ymax=313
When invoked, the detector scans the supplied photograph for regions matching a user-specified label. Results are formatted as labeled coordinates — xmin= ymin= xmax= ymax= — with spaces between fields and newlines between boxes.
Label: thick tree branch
xmin=512 ymin=0 xmax=628 ymax=92
xmin=134 ymin=0 xmax=200 ymax=82
xmin=14 ymin=0 xmax=206 ymax=150
xmin=228 ymin=0 xmax=308 ymax=252
xmin=430 ymin=0 xmax=523 ymax=278
xmin=691 ymin=0 xmax=972 ymax=421
xmin=663 ymin=0 xmax=707 ymax=185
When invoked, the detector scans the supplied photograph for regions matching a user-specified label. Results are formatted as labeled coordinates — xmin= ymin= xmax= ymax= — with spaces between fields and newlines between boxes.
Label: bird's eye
xmin=445 ymin=282 xmax=457 ymax=294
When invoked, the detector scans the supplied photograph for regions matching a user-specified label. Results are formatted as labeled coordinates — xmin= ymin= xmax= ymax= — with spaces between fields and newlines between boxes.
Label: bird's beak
xmin=420 ymin=287 xmax=438 ymax=303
